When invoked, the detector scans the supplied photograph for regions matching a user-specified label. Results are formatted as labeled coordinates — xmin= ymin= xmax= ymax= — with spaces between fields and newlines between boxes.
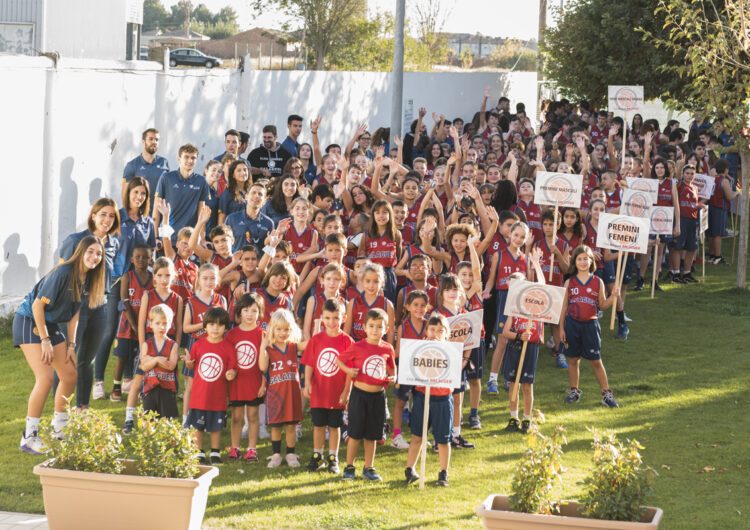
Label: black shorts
xmin=347 ymin=386 xmax=386 ymax=441
xmin=184 ymin=408 xmax=226 ymax=432
xmin=229 ymin=397 xmax=264 ymax=407
xmin=310 ymin=408 xmax=344 ymax=428
xmin=142 ymin=386 xmax=178 ymax=419
xmin=13 ymin=314 xmax=65 ymax=348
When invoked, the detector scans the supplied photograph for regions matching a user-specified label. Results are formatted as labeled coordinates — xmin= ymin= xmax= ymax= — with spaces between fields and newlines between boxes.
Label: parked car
xmin=169 ymin=48 xmax=222 ymax=68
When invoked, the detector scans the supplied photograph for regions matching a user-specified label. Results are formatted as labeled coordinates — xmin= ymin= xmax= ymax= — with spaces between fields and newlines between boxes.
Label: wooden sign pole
xmin=419 ymin=386 xmax=431 ymax=491
xmin=610 ymin=250 xmax=624 ymax=330
xmin=549 ymin=206 xmax=559 ymax=281
xmin=513 ymin=339 xmax=530 ymax=403
xmin=651 ymin=237 xmax=659 ymax=299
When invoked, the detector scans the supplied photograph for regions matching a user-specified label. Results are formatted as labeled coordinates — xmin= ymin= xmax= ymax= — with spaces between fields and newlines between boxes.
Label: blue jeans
xmin=93 ymin=285 xmax=121 ymax=383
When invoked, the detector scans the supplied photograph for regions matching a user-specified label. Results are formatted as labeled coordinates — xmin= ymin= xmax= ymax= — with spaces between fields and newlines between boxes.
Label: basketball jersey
xmin=286 ymin=225 xmax=316 ymax=274
xmin=403 ymin=281 xmax=437 ymax=310
xmin=400 ymin=224 xmax=414 ymax=247
xmin=266 ymin=343 xmax=303 ymax=424
xmin=143 ymin=336 xmax=177 ymax=394
xmin=535 ymin=238 xmax=568 ymax=287
xmin=225 ymin=326 xmax=264 ymax=402
xmin=514 ymin=200 xmax=542 ymax=243
xmin=657 ymin=178 xmax=674 ymax=206
xmin=401 ymin=318 xmax=427 ymax=340
xmin=143 ymin=289 xmax=182 ymax=338
xmin=567 ymin=274 xmax=600 ymax=322
xmin=351 ymin=294 xmax=387 ymax=340
xmin=187 ymin=292 xmax=226 ymax=340
xmin=312 ymin=292 xmax=345 ymax=323
xmin=446 ymin=250 xmax=467 ymax=274
xmin=228 ymin=277 xmax=261 ymax=323
xmin=678 ymin=183 xmax=699 ymax=219
xmin=494 ymin=249 xmax=528 ymax=290
xmin=300 ymin=331 xmax=354 ymax=409
xmin=405 ymin=196 xmax=425 ymax=231
xmin=172 ymin=255 xmax=198 ymax=301
xmin=708 ymin=175 xmax=728 ymax=209
xmin=605 ymin=187 xmax=621 ymax=210
xmin=258 ymin=288 xmax=293 ymax=330
xmin=508 ymin=317 xmax=541 ymax=344
xmin=559 ymin=232 xmax=581 ymax=252
xmin=365 ymin=232 xmax=397 ymax=268
xmin=484 ymin=233 xmax=508 ymax=282
xmin=210 ymin=252 xmax=234 ymax=301
xmin=584 ymin=220 xmax=604 ymax=269
xmin=116 ymin=270 xmax=152 ymax=340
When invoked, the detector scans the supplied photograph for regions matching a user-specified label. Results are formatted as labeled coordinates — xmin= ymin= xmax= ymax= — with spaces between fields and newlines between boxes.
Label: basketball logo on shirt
xmin=362 ymin=355 xmax=385 ymax=380
xmin=235 ymin=341 xmax=257 ymax=369
xmin=317 ymin=348 xmax=340 ymax=377
xmin=198 ymin=353 xmax=224 ymax=382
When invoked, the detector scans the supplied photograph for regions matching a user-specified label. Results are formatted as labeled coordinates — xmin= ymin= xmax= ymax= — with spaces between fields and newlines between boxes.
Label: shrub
xmin=579 ymin=429 xmax=657 ymax=521
xmin=128 ymin=408 xmax=199 ymax=479
xmin=509 ymin=424 xmax=567 ymax=514
xmin=42 ymin=406 xmax=123 ymax=474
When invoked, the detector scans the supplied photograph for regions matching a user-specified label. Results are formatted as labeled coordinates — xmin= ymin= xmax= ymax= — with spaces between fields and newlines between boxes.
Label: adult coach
xmin=225 ymin=182 xmax=274 ymax=251
xmin=281 ymin=114 xmax=303 ymax=157
xmin=16 ymin=235 xmax=106 ymax=454
xmin=213 ymin=129 xmax=243 ymax=162
xmin=122 ymin=128 xmax=169 ymax=214
xmin=153 ymin=144 xmax=211 ymax=243
xmin=247 ymin=125 xmax=291 ymax=178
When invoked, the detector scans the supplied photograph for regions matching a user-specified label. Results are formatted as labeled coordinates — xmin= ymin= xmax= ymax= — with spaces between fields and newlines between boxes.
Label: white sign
xmin=650 ymin=206 xmax=674 ymax=236
xmin=693 ymin=174 xmax=715 ymax=200
xmin=608 ymin=85 xmax=644 ymax=113
xmin=534 ymin=172 xmax=583 ymax=208
xmin=504 ymin=280 xmax=565 ymax=324
xmin=620 ymin=188 xmax=653 ymax=218
xmin=596 ymin=213 xmax=650 ymax=254
xmin=625 ymin=177 xmax=658 ymax=204
xmin=397 ymin=339 xmax=463 ymax=389
xmin=700 ymin=208 xmax=709 ymax=234
xmin=446 ymin=310 xmax=483 ymax=350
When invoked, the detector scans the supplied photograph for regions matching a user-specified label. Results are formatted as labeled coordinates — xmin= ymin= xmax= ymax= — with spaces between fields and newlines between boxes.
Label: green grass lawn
xmin=1 ymin=240 xmax=749 ymax=529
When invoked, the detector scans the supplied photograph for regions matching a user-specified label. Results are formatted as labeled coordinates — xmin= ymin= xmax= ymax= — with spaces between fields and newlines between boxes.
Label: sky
xmin=161 ymin=0 xmax=549 ymax=41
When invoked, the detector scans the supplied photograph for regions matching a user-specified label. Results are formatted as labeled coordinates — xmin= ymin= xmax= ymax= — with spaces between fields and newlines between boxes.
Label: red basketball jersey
xmin=143 ymin=336 xmax=177 ymax=394
xmin=351 ymin=294 xmax=387 ymax=340
xmin=142 ymin=289 xmax=182 ymax=338
xmin=657 ymin=178 xmax=674 ymax=207
xmin=567 ymin=274 xmax=600 ymax=322
xmin=534 ymin=238 xmax=568 ymax=287
xmin=405 ymin=196 xmax=425 ymax=231
xmin=210 ymin=252 xmax=234 ymax=301
xmin=117 ymin=270 xmax=152 ymax=340
xmin=402 ymin=282 xmax=437 ymax=310
xmin=172 ymin=255 xmax=197 ymax=301
xmin=301 ymin=331 xmax=354 ymax=409
xmin=186 ymin=292 xmax=226 ymax=340
xmin=225 ymin=326 xmax=264 ymax=402
xmin=286 ymin=225 xmax=316 ymax=274
xmin=400 ymin=318 xmax=427 ymax=340
xmin=508 ymin=317 xmax=541 ymax=344
xmin=584 ymin=220 xmax=604 ymax=270
xmin=266 ymin=343 xmax=303 ymax=424
xmin=514 ymin=200 xmax=542 ymax=243
xmin=257 ymin=288 xmax=293 ymax=330
xmin=364 ymin=232 xmax=397 ymax=268
xmin=494 ymin=249 xmax=528 ymax=291
xmin=678 ymin=182 xmax=699 ymax=219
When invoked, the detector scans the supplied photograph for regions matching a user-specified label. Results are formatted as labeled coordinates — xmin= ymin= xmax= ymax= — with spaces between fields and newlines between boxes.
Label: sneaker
xmin=682 ymin=273 xmax=698 ymax=283
xmin=487 ymin=379 xmax=499 ymax=395
xmin=405 ymin=467 xmax=419 ymax=485
xmin=616 ymin=322 xmax=630 ymax=340
xmin=52 ymin=429 xmax=65 ymax=441
xmin=227 ymin=447 xmax=240 ymax=462
xmin=555 ymin=353 xmax=568 ymax=369
xmin=306 ymin=452 xmax=323 ymax=471
xmin=197 ymin=452 xmax=206 ymax=464
xmin=672 ymin=273 xmax=686 ymax=284
xmin=545 ymin=336 xmax=555 ymax=349
xmin=602 ymin=389 xmax=619 ymax=408
xmin=342 ymin=464 xmax=356 ymax=480
xmin=504 ymin=418 xmax=521 ymax=432
xmin=390 ymin=433 xmax=410 ymax=450
xmin=326 ymin=454 xmax=340 ymax=474
xmin=362 ymin=467 xmax=382 ymax=482
xmin=92 ymin=381 xmax=105 ymax=400
xmin=243 ymin=448 xmax=259 ymax=463
xmin=715 ymin=257 xmax=729 ymax=266
xmin=267 ymin=453 xmax=282 ymax=468
xmin=520 ymin=419 xmax=531 ymax=434
xmin=109 ymin=387 xmax=122 ymax=402
xmin=209 ymin=451 xmax=222 ymax=465
xmin=564 ymin=387 xmax=582 ymax=403
xmin=259 ymin=425 xmax=271 ymax=439
xmin=633 ymin=277 xmax=645 ymax=291
xmin=401 ymin=407 xmax=410 ymax=425
xmin=122 ymin=420 xmax=134 ymax=435
xmin=19 ymin=432 xmax=44 ymax=455
xmin=285 ymin=453 xmax=301 ymax=467
xmin=623 ymin=312 xmax=632 ymax=322
xmin=437 ymin=469 xmax=449 ymax=487
xmin=454 ymin=434 xmax=475 ymax=449
xmin=122 ymin=379 xmax=132 ymax=394
xmin=654 ymin=281 xmax=663 ymax=292
xmin=468 ymin=414 xmax=482 ymax=430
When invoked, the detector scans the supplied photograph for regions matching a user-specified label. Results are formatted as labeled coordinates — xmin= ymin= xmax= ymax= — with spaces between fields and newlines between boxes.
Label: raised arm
xmin=345 ymin=123 xmax=368 ymax=161
xmin=188 ymin=205 xmax=214 ymax=263
xmin=479 ymin=86 xmax=490 ymax=132
xmin=156 ymin=199 xmax=175 ymax=259
xmin=311 ymin=116 xmax=323 ymax=168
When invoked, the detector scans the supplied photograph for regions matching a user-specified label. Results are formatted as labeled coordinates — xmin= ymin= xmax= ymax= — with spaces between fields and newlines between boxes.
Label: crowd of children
xmin=17 ymin=90 xmax=740 ymax=486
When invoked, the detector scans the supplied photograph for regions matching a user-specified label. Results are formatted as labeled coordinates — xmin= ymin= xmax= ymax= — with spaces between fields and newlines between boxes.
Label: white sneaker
xmin=259 ymin=425 xmax=270 ymax=439
xmin=285 ymin=453 xmax=300 ymax=467
xmin=267 ymin=453 xmax=283 ymax=468
xmin=545 ymin=337 xmax=555 ymax=349
xmin=390 ymin=433 xmax=410 ymax=450
xmin=122 ymin=380 xmax=132 ymax=394
xmin=19 ymin=432 xmax=45 ymax=455
xmin=92 ymin=381 xmax=105 ymax=400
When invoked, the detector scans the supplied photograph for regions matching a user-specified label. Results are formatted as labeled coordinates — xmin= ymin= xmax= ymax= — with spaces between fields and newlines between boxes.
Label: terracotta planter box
xmin=477 ymin=494 xmax=663 ymax=530
xmin=34 ymin=459 xmax=219 ymax=530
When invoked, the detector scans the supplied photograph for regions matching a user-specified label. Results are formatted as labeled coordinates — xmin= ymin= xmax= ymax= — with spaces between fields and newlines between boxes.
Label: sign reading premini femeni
xmin=608 ymin=85 xmax=644 ymax=113
xmin=534 ymin=172 xmax=583 ymax=208
xmin=597 ymin=213 xmax=650 ymax=254
xmin=504 ymin=280 xmax=565 ymax=324
xmin=446 ymin=310 xmax=483 ymax=350
xmin=693 ymin=174 xmax=715 ymax=200
xmin=625 ymin=177 xmax=659 ymax=204
xmin=650 ymin=206 xmax=674 ymax=236
xmin=620 ymin=188 xmax=653 ymax=218
xmin=397 ymin=339 xmax=463 ymax=389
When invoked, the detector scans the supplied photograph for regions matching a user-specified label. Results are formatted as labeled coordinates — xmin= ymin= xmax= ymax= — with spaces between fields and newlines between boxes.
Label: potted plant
xmin=34 ymin=407 xmax=218 ymax=530
xmin=477 ymin=425 xmax=663 ymax=529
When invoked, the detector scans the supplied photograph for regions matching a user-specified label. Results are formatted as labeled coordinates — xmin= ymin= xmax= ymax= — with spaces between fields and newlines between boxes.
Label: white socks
xmin=52 ymin=411 xmax=68 ymax=432
xmin=510 ymin=410 xmax=519 ymax=420
xmin=25 ymin=417 xmax=40 ymax=437
xmin=126 ymin=407 xmax=135 ymax=422
xmin=489 ymin=372 xmax=498 ymax=382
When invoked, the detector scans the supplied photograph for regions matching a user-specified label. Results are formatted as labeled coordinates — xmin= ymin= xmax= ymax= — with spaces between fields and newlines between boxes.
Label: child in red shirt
xmin=225 ymin=293 xmax=266 ymax=463
xmin=139 ymin=304 xmax=179 ymax=419
xmin=337 ymin=308 xmax=396 ymax=482
xmin=259 ymin=309 xmax=305 ymax=468
xmin=301 ymin=298 xmax=354 ymax=474
xmin=183 ymin=307 xmax=237 ymax=465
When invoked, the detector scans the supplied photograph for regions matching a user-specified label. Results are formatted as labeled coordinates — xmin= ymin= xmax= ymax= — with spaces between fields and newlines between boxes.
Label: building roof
xmin=197 ymin=27 xmax=299 ymax=59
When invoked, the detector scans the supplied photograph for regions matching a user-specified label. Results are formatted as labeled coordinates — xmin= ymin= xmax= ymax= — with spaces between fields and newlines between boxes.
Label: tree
xmin=642 ymin=1 xmax=750 ymax=288
xmin=251 ymin=0 xmax=366 ymax=69
xmin=143 ymin=0 xmax=169 ymax=31
xmin=540 ymin=0 xmax=681 ymax=106
xmin=489 ymin=39 xmax=538 ymax=71
xmin=411 ymin=0 xmax=451 ymax=65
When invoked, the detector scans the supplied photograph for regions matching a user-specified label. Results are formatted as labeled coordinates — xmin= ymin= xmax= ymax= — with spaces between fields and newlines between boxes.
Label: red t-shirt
xmin=188 ymin=338 xmax=236 ymax=411
xmin=225 ymin=326 xmax=264 ymax=402
xmin=301 ymin=331 xmax=354 ymax=409
xmin=338 ymin=339 xmax=396 ymax=388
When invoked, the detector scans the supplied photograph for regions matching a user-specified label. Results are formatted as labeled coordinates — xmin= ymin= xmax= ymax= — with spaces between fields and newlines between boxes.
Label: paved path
xmin=0 ymin=512 xmax=48 ymax=530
